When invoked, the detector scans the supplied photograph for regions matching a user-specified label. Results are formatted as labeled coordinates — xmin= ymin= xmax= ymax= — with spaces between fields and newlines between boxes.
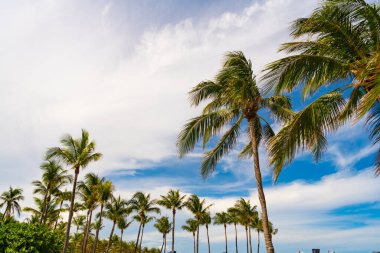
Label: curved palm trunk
xmin=106 ymin=220 xmax=116 ymax=253
xmin=133 ymin=223 xmax=142 ymax=253
xmin=234 ymin=223 xmax=238 ymax=253
xmin=62 ymin=166 xmax=80 ymax=253
xmin=257 ymin=231 xmax=260 ymax=253
xmin=120 ymin=229 xmax=124 ymax=253
xmin=206 ymin=224 xmax=211 ymax=253
xmin=91 ymin=203 xmax=104 ymax=253
xmin=82 ymin=208 xmax=94 ymax=253
xmin=248 ymin=119 xmax=275 ymax=253
xmin=224 ymin=224 xmax=228 ymax=253
xmin=54 ymin=200 xmax=64 ymax=230
xmin=160 ymin=235 xmax=165 ymax=253
xmin=139 ymin=223 xmax=146 ymax=252
xmin=172 ymin=209 xmax=176 ymax=253
xmin=249 ymin=228 xmax=252 ymax=253
xmin=245 ymin=226 xmax=249 ymax=253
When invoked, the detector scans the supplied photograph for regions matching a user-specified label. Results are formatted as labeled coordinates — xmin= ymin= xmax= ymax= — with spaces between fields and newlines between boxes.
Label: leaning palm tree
xmin=214 ymin=212 xmax=231 ymax=253
xmin=263 ymin=0 xmax=380 ymax=179
xmin=0 ymin=186 xmax=24 ymax=219
xmin=92 ymin=180 xmax=114 ymax=253
xmin=130 ymin=191 xmax=160 ymax=253
xmin=182 ymin=218 xmax=198 ymax=253
xmin=178 ymin=51 xmax=292 ymax=253
xmin=200 ymin=211 xmax=212 ymax=253
xmin=118 ymin=216 xmax=133 ymax=253
xmin=157 ymin=189 xmax=186 ymax=253
xmin=185 ymin=194 xmax=212 ymax=253
xmin=46 ymin=129 xmax=102 ymax=253
xmin=228 ymin=208 xmax=240 ymax=253
xmin=104 ymin=195 xmax=130 ymax=253
xmin=154 ymin=216 xmax=172 ymax=253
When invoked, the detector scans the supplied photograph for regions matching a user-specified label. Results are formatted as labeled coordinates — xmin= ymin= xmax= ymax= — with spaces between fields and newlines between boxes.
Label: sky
xmin=0 ymin=0 xmax=379 ymax=252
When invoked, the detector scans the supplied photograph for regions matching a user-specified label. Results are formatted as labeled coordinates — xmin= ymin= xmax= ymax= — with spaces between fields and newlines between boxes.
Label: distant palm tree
xmin=178 ymin=51 xmax=292 ymax=253
xmin=182 ymin=218 xmax=198 ymax=253
xmin=104 ymin=195 xmax=129 ymax=253
xmin=251 ymin=216 xmax=278 ymax=253
xmin=134 ymin=214 xmax=154 ymax=252
xmin=157 ymin=189 xmax=187 ymax=253
xmin=263 ymin=0 xmax=380 ymax=178
xmin=200 ymin=211 xmax=212 ymax=253
xmin=46 ymin=129 xmax=102 ymax=253
xmin=130 ymin=192 xmax=160 ymax=253
xmin=0 ymin=186 xmax=24 ymax=219
xmin=154 ymin=216 xmax=172 ymax=253
xmin=92 ymin=180 xmax=114 ymax=253
xmin=53 ymin=189 xmax=71 ymax=229
xmin=118 ymin=216 xmax=133 ymax=253
xmin=228 ymin=208 xmax=240 ymax=253
xmin=70 ymin=233 xmax=82 ymax=253
xmin=214 ymin=212 xmax=231 ymax=253
xmin=23 ymin=196 xmax=61 ymax=227
xmin=73 ymin=215 xmax=86 ymax=233
xmin=185 ymin=194 xmax=212 ymax=253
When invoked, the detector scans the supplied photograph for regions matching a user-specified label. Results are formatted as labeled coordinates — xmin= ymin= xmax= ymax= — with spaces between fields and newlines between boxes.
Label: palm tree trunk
xmin=106 ymin=220 xmax=116 ymax=253
xmin=193 ymin=233 xmax=196 ymax=253
xmin=40 ymin=191 xmax=48 ymax=223
xmin=172 ymin=209 xmax=176 ymax=253
xmin=43 ymin=193 xmax=52 ymax=224
xmin=91 ymin=203 xmax=104 ymax=253
xmin=257 ymin=231 xmax=260 ymax=253
xmin=120 ymin=229 xmax=124 ymax=253
xmin=249 ymin=228 xmax=252 ymax=253
xmin=54 ymin=200 xmax=64 ymax=230
xmin=164 ymin=233 xmax=167 ymax=253
xmin=82 ymin=208 xmax=93 ymax=253
xmin=224 ymin=224 xmax=228 ymax=253
xmin=133 ymin=223 xmax=142 ymax=253
xmin=234 ymin=223 xmax=238 ymax=253
xmin=206 ymin=224 xmax=211 ymax=253
xmin=196 ymin=224 xmax=200 ymax=253
xmin=248 ymin=119 xmax=275 ymax=253
xmin=139 ymin=223 xmax=145 ymax=252
xmin=245 ymin=226 xmax=249 ymax=253
xmin=160 ymin=235 xmax=165 ymax=253
xmin=62 ymin=166 xmax=80 ymax=253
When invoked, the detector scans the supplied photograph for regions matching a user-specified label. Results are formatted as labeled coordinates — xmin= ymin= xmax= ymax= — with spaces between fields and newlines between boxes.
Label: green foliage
xmin=0 ymin=222 xmax=63 ymax=253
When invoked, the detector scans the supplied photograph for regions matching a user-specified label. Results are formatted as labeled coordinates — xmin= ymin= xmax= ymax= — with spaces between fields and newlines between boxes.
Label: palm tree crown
xmin=0 ymin=186 xmax=24 ymax=219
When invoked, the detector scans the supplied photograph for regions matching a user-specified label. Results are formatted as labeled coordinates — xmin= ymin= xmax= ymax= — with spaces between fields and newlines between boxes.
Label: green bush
xmin=0 ymin=222 xmax=63 ymax=253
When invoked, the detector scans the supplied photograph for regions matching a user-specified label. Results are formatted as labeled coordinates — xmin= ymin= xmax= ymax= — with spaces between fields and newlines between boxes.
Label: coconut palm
xmin=23 ymin=196 xmax=61 ymax=227
xmin=0 ymin=186 xmax=24 ymax=219
xmin=157 ymin=189 xmax=187 ymax=253
xmin=53 ymin=189 xmax=71 ymax=229
xmin=154 ymin=216 xmax=172 ymax=253
xmin=182 ymin=218 xmax=198 ymax=253
xmin=73 ymin=214 xmax=86 ymax=233
xmin=185 ymin=194 xmax=212 ymax=253
xmin=251 ymin=216 xmax=278 ymax=253
xmin=263 ymin=0 xmax=380 ymax=179
xmin=178 ymin=51 xmax=292 ymax=253
xmin=46 ymin=129 xmax=102 ymax=253
xmin=200 ymin=211 xmax=212 ymax=253
xmin=228 ymin=208 xmax=240 ymax=253
xmin=104 ymin=195 xmax=130 ymax=253
xmin=118 ymin=216 xmax=133 ymax=253
xmin=92 ymin=180 xmax=114 ymax=253
xmin=214 ymin=212 xmax=231 ymax=253
xmin=130 ymin=191 xmax=160 ymax=253
xmin=134 ymin=214 xmax=154 ymax=252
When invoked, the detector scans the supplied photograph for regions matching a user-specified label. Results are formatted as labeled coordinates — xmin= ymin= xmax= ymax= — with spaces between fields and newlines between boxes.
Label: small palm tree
xmin=214 ymin=212 xmax=231 ymax=253
xmin=0 ymin=186 xmax=24 ymax=219
xmin=228 ymin=208 xmax=240 ymax=253
xmin=251 ymin=216 xmax=277 ymax=253
xmin=157 ymin=189 xmax=186 ymax=253
xmin=118 ymin=217 xmax=133 ymax=253
xmin=182 ymin=218 xmax=198 ymax=253
xmin=200 ymin=211 xmax=212 ymax=253
xmin=154 ymin=216 xmax=172 ymax=253
xmin=53 ymin=189 xmax=71 ymax=229
xmin=178 ymin=51 xmax=292 ymax=253
xmin=73 ymin=214 xmax=86 ymax=233
xmin=46 ymin=129 xmax=102 ymax=253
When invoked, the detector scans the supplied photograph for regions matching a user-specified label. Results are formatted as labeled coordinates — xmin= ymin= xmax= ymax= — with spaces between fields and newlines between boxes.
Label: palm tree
xmin=182 ymin=218 xmax=198 ymax=253
xmin=130 ymin=191 xmax=160 ymax=253
xmin=157 ymin=189 xmax=187 ymax=253
xmin=200 ymin=211 xmax=212 ymax=253
xmin=92 ymin=180 xmax=114 ymax=253
xmin=118 ymin=217 xmax=133 ymax=253
xmin=228 ymin=208 xmax=240 ymax=253
xmin=46 ymin=129 xmax=102 ymax=253
xmin=178 ymin=51 xmax=292 ymax=253
xmin=134 ymin=214 xmax=154 ymax=252
xmin=214 ymin=212 xmax=231 ymax=253
xmin=0 ymin=186 xmax=24 ymax=219
xmin=53 ymin=189 xmax=71 ymax=229
xmin=23 ymin=196 xmax=61 ymax=227
xmin=185 ymin=194 xmax=212 ymax=253
xmin=104 ymin=195 xmax=130 ymax=253
xmin=251 ymin=216 xmax=278 ymax=253
xmin=73 ymin=215 xmax=87 ymax=233
xmin=262 ymin=0 xmax=380 ymax=179
xmin=154 ymin=216 xmax=172 ymax=253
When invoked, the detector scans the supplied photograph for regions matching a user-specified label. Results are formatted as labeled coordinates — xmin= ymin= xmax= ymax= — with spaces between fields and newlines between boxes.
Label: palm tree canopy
xmin=182 ymin=218 xmax=198 ymax=235
xmin=157 ymin=189 xmax=187 ymax=211
xmin=0 ymin=186 xmax=24 ymax=217
xmin=154 ymin=216 xmax=172 ymax=235
xmin=228 ymin=198 xmax=257 ymax=226
xmin=213 ymin=212 xmax=231 ymax=226
xmin=185 ymin=194 xmax=213 ymax=221
xmin=39 ymin=160 xmax=72 ymax=188
xmin=177 ymin=51 xmax=293 ymax=178
xmin=78 ymin=173 xmax=103 ymax=209
xmin=130 ymin=192 xmax=160 ymax=218
xmin=262 ymin=0 xmax=380 ymax=177
xmin=104 ymin=195 xmax=130 ymax=222
xmin=117 ymin=216 xmax=133 ymax=231
xmin=200 ymin=211 xmax=211 ymax=226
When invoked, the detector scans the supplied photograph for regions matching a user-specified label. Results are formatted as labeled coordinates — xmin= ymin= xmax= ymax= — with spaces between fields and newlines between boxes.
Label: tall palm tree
xmin=263 ymin=0 xmax=380 ymax=179
xmin=228 ymin=208 xmax=240 ymax=253
xmin=130 ymin=191 xmax=160 ymax=253
xmin=0 ymin=186 xmax=24 ymax=219
xmin=178 ymin=52 xmax=292 ymax=253
xmin=46 ymin=129 xmax=102 ymax=253
xmin=154 ymin=216 xmax=172 ymax=253
xmin=134 ymin=214 xmax=154 ymax=252
xmin=118 ymin=216 xmax=133 ymax=253
xmin=182 ymin=218 xmax=198 ymax=253
xmin=200 ymin=212 xmax=212 ymax=253
xmin=214 ymin=212 xmax=231 ymax=253
xmin=92 ymin=180 xmax=114 ymax=253
xmin=157 ymin=189 xmax=187 ymax=253
xmin=185 ymin=194 xmax=212 ymax=253
xmin=104 ymin=195 xmax=130 ymax=253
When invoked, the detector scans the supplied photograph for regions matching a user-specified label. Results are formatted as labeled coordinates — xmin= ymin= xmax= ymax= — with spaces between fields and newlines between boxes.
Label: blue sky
xmin=0 ymin=0 xmax=379 ymax=253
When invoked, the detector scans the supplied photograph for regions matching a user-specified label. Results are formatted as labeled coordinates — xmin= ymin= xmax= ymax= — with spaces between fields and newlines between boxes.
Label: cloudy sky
xmin=1 ymin=0 xmax=379 ymax=252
